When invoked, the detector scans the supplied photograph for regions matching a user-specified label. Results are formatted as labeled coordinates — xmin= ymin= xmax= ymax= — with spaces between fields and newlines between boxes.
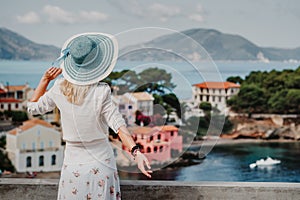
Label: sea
xmin=121 ymin=142 xmax=300 ymax=182
xmin=1 ymin=60 xmax=300 ymax=182
xmin=0 ymin=60 xmax=299 ymax=100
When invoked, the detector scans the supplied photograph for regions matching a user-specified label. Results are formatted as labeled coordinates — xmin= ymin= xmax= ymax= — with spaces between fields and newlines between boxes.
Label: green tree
xmin=226 ymin=76 xmax=244 ymax=84
xmin=228 ymin=84 xmax=267 ymax=114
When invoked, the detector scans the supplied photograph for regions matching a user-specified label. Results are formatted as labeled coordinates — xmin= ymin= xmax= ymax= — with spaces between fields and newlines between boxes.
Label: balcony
xmin=1 ymin=178 xmax=300 ymax=200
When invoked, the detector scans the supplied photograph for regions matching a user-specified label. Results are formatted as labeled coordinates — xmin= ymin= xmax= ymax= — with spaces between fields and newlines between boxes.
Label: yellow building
xmin=6 ymin=118 xmax=64 ymax=172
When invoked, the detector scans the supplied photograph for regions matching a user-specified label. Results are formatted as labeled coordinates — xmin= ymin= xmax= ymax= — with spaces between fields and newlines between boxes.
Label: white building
xmin=0 ymin=83 xmax=34 ymax=111
xmin=112 ymin=92 xmax=154 ymax=125
xmin=192 ymin=81 xmax=240 ymax=114
xmin=0 ymin=98 xmax=23 ymax=111
xmin=6 ymin=118 xmax=64 ymax=172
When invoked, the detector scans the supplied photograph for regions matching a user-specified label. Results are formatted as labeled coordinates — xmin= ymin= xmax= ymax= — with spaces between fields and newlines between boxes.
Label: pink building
xmin=125 ymin=125 xmax=183 ymax=163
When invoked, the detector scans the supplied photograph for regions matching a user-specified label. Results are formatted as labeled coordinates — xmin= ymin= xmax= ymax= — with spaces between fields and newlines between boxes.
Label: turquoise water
xmin=0 ymin=60 xmax=299 ymax=99
xmin=122 ymin=142 xmax=300 ymax=182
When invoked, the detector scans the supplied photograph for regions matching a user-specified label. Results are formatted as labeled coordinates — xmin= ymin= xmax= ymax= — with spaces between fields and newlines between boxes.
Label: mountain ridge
xmin=0 ymin=27 xmax=60 ymax=61
xmin=0 ymin=27 xmax=299 ymax=61
xmin=120 ymin=28 xmax=300 ymax=61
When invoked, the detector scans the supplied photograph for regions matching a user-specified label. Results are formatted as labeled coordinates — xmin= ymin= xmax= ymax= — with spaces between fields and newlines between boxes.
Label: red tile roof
xmin=0 ymin=88 xmax=6 ymax=94
xmin=0 ymin=98 xmax=22 ymax=103
xmin=193 ymin=81 xmax=240 ymax=89
xmin=5 ymin=85 xmax=27 ymax=91
xmin=130 ymin=92 xmax=154 ymax=101
xmin=8 ymin=118 xmax=53 ymax=135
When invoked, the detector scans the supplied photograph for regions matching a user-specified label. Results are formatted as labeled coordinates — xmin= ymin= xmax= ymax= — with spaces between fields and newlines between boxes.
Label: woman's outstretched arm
xmin=118 ymin=126 xmax=152 ymax=178
xmin=30 ymin=67 xmax=62 ymax=102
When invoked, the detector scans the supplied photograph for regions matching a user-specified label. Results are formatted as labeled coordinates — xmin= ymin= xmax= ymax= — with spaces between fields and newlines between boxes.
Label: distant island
xmin=0 ymin=27 xmax=300 ymax=61
xmin=0 ymin=27 xmax=60 ymax=61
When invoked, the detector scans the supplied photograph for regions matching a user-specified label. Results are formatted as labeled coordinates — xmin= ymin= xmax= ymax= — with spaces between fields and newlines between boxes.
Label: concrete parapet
xmin=1 ymin=178 xmax=300 ymax=200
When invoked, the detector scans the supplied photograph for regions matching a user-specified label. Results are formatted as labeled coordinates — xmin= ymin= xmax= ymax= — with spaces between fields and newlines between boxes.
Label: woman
xmin=27 ymin=32 xmax=152 ymax=200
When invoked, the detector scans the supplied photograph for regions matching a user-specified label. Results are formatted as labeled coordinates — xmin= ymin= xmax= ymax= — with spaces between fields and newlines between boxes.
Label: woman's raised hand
xmin=42 ymin=67 xmax=62 ymax=82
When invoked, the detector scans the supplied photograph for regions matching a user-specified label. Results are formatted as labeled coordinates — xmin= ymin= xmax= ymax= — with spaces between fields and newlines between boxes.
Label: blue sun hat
xmin=58 ymin=32 xmax=118 ymax=85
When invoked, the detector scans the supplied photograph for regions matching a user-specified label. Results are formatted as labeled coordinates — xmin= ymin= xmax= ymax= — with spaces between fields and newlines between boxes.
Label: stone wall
xmin=1 ymin=178 xmax=300 ymax=200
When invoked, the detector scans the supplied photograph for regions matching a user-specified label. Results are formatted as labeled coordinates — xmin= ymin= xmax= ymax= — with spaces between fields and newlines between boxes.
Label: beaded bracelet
xmin=131 ymin=145 xmax=140 ymax=158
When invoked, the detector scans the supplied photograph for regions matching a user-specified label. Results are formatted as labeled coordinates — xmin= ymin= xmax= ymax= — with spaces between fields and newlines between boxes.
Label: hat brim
xmin=60 ymin=32 xmax=118 ymax=85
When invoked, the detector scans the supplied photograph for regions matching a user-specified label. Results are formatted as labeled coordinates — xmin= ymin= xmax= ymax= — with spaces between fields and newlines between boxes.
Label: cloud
xmin=108 ymin=0 xmax=181 ymax=22
xmin=188 ymin=14 xmax=204 ymax=22
xmin=43 ymin=5 xmax=75 ymax=24
xmin=149 ymin=3 xmax=181 ymax=21
xmin=79 ymin=11 xmax=108 ymax=22
xmin=42 ymin=5 xmax=108 ymax=24
xmin=16 ymin=12 xmax=41 ymax=24
xmin=188 ymin=3 xmax=205 ymax=22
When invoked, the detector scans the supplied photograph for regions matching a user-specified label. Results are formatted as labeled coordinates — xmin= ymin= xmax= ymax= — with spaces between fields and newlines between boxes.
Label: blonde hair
xmin=60 ymin=79 xmax=94 ymax=105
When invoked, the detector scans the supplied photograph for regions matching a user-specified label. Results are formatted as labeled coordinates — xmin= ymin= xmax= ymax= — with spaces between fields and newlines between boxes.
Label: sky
xmin=0 ymin=0 xmax=300 ymax=49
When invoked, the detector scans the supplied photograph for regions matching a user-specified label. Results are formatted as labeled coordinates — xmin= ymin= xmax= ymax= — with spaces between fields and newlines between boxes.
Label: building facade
xmin=112 ymin=92 xmax=154 ymax=125
xmin=125 ymin=125 xmax=183 ymax=163
xmin=0 ymin=98 xmax=23 ymax=111
xmin=6 ymin=118 xmax=64 ymax=172
xmin=192 ymin=81 xmax=240 ymax=114
xmin=0 ymin=83 xmax=33 ymax=111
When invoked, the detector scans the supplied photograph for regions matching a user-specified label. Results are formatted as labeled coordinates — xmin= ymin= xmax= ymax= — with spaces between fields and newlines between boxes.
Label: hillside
xmin=0 ymin=28 xmax=60 ymax=61
xmin=120 ymin=28 xmax=300 ymax=61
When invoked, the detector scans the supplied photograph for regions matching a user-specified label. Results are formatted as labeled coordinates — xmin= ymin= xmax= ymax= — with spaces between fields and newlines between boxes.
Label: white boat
xmin=249 ymin=157 xmax=281 ymax=168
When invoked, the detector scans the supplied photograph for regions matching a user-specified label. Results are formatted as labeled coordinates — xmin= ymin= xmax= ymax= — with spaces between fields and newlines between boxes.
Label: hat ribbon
xmin=51 ymin=48 xmax=70 ymax=67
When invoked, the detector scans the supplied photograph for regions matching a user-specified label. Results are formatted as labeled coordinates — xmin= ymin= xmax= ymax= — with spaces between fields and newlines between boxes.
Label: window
xmin=22 ymin=143 xmax=26 ymax=150
xmin=154 ymin=146 xmax=158 ymax=152
xmin=212 ymin=96 xmax=215 ymax=102
xmin=159 ymin=146 xmax=163 ymax=152
xmin=40 ymin=141 xmax=44 ymax=150
xmin=128 ymin=105 xmax=132 ymax=109
xmin=0 ymin=104 xmax=3 ymax=109
xmin=219 ymin=96 xmax=222 ymax=102
xmin=26 ymin=156 xmax=32 ymax=167
xmin=150 ymin=136 xmax=153 ymax=141
xmin=170 ymin=131 xmax=174 ymax=136
xmin=147 ymin=147 xmax=151 ymax=153
xmin=157 ymin=134 xmax=161 ymax=140
xmin=32 ymin=142 xmax=36 ymax=150
xmin=15 ymin=103 xmax=18 ymax=109
xmin=39 ymin=155 xmax=44 ymax=166
xmin=17 ymin=91 xmax=23 ymax=99
xmin=200 ymin=95 xmax=203 ymax=101
xmin=51 ymin=155 xmax=56 ymax=165
xmin=49 ymin=140 xmax=53 ymax=147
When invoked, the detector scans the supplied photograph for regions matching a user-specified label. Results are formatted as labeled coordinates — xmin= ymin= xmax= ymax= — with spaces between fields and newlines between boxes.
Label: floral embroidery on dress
xmin=105 ymin=158 xmax=111 ymax=163
xmin=73 ymin=170 xmax=80 ymax=177
xmin=91 ymin=168 xmax=100 ymax=174
xmin=86 ymin=193 xmax=92 ymax=200
xmin=98 ymin=179 xmax=105 ymax=187
xmin=72 ymin=187 xmax=78 ymax=195
xmin=110 ymin=186 xmax=115 ymax=195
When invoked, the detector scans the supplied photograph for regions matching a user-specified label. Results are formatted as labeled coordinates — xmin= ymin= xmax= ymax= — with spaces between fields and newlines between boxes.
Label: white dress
xmin=27 ymin=78 xmax=126 ymax=200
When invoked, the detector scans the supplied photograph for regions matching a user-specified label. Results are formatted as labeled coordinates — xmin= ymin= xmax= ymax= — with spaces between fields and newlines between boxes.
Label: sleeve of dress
xmin=27 ymin=85 xmax=56 ymax=115
xmin=100 ymin=84 xmax=126 ymax=133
